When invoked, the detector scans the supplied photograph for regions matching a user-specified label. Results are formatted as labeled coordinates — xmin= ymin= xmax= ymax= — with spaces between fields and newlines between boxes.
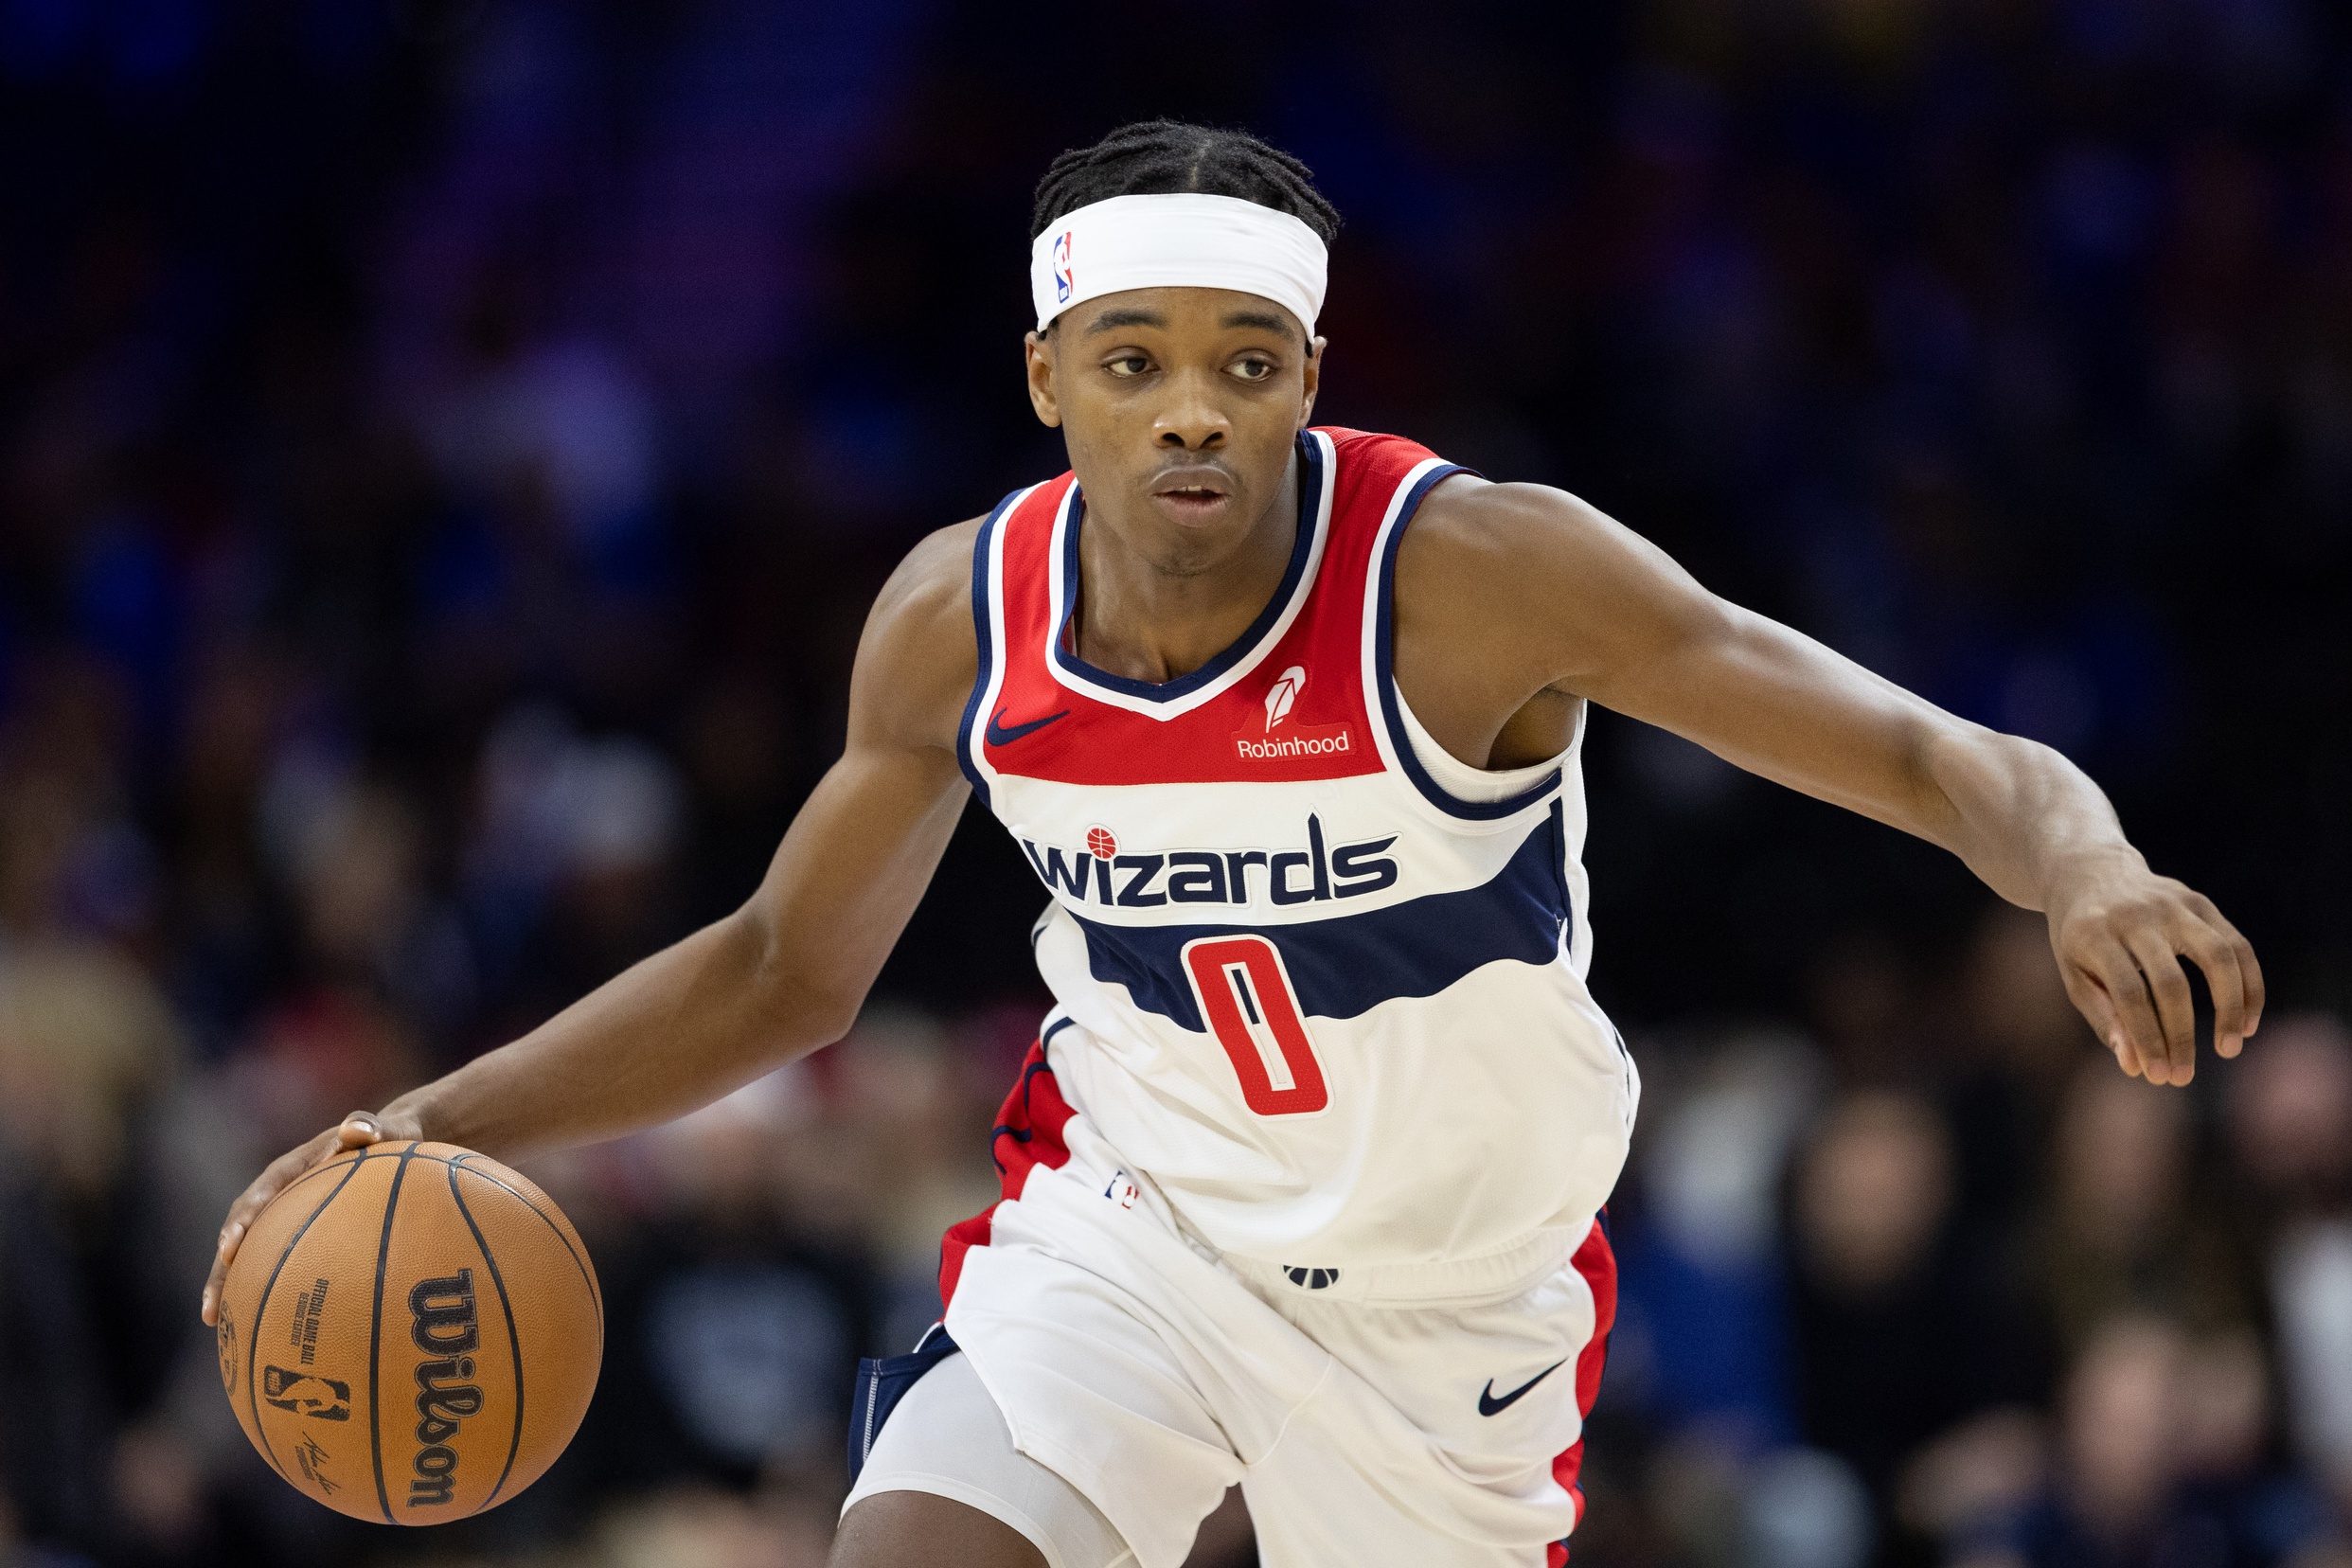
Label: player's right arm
xmin=202 ymin=520 xmax=984 ymax=1325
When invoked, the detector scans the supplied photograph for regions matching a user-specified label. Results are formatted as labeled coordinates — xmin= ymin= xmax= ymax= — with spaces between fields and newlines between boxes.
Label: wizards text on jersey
xmin=1018 ymin=816 xmax=1399 ymax=909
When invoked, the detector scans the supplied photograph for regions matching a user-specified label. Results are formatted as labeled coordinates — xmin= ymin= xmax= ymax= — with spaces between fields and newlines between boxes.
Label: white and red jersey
xmin=956 ymin=427 xmax=1637 ymax=1269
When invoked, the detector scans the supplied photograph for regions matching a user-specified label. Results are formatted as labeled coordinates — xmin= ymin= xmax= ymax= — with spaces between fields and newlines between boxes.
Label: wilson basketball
xmin=214 ymin=1140 xmax=603 ymax=1523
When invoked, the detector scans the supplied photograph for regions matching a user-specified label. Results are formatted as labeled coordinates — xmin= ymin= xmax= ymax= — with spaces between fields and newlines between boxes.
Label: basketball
xmin=213 ymin=1141 xmax=602 ymax=1523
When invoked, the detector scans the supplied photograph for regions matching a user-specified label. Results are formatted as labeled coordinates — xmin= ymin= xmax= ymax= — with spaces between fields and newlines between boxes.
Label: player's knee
xmin=831 ymin=1489 xmax=1049 ymax=1568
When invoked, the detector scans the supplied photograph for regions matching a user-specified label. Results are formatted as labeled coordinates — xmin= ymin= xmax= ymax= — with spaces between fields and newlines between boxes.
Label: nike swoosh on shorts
xmin=1477 ymin=1359 xmax=1566 ymax=1417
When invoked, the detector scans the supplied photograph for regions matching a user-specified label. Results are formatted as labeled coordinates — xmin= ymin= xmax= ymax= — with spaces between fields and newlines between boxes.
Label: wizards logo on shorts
xmin=1052 ymin=231 xmax=1074 ymax=303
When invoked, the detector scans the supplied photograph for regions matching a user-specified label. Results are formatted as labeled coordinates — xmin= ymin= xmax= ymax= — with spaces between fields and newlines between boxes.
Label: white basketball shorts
xmin=846 ymin=1040 xmax=1617 ymax=1568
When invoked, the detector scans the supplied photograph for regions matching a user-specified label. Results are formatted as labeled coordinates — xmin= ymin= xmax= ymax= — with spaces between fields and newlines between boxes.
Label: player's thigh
xmin=836 ymin=1350 xmax=1136 ymax=1568
xmin=831 ymin=1490 xmax=1045 ymax=1568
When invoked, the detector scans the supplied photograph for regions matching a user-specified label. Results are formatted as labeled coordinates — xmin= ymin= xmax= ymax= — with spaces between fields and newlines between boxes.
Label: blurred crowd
xmin=1591 ymin=921 xmax=2352 ymax=1568
xmin=3 ymin=0 xmax=2349 ymax=1565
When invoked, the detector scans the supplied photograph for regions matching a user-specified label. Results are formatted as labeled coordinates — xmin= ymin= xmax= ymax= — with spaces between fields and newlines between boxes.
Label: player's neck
xmin=1069 ymin=448 xmax=1302 ymax=686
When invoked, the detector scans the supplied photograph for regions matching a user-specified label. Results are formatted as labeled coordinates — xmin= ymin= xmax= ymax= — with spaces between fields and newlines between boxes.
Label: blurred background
xmin=2 ymin=1 xmax=2348 ymax=1565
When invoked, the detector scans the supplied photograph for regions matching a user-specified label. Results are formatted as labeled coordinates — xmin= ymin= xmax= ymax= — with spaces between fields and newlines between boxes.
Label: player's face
xmin=1025 ymin=286 xmax=1324 ymax=567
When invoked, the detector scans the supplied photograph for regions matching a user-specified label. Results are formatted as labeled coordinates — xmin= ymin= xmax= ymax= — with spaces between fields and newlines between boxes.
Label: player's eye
xmin=1105 ymin=354 xmax=1152 ymax=378
xmin=1229 ymin=356 xmax=1276 ymax=382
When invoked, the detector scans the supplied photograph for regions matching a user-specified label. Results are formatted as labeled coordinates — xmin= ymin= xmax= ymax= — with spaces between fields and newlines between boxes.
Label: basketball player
xmin=204 ymin=122 xmax=2262 ymax=1567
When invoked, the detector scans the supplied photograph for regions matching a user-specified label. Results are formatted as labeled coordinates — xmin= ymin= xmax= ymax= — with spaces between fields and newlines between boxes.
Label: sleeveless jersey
xmin=957 ymin=427 xmax=1638 ymax=1268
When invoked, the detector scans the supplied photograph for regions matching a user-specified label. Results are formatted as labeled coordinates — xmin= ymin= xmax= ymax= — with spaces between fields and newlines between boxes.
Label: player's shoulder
xmin=1396 ymin=469 xmax=1599 ymax=588
xmin=869 ymin=516 xmax=982 ymax=642
xmin=894 ymin=513 xmax=985 ymax=592
xmin=848 ymin=517 xmax=987 ymax=751
xmin=1319 ymin=425 xmax=1584 ymax=548
xmin=1310 ymin=424 xmax=1560 ymax=590
xmin=1385 ymin=454 xmax=1642 ymax=656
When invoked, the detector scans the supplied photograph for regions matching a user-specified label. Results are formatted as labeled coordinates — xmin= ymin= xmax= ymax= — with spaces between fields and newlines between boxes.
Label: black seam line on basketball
xmin=447 ymin=1160 xmax=525 ymax=1509
xmin=452 ymin=1156 xmax=602 ymax=1334
xmin=368 ymin=1144 xmax=419 ymax=1524
xmin=246 ymin=1156 xmax=366 ymax=1488
xmin=265 ymin=1146 xmax=464 ymax=1203
xmin=451 ymin=1156 xmax=602 ymax=1334
xmin=262 ymin=1148 xmax=412 ymax=1203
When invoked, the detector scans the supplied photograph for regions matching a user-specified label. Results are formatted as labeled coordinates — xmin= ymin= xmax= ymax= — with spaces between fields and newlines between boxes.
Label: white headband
xmin=1029 ymin=192 xmax=1327 ymax=336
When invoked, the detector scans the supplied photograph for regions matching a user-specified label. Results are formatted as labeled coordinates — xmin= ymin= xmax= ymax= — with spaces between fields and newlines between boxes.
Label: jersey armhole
xmin=1367 ymin=463 xmax=1565 ymax=822
xmin=955 ymin=487 xmax=1031 ymax=809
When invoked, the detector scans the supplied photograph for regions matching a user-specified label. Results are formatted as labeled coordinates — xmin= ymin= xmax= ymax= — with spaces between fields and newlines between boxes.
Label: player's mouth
xmin=1149 ymin=466 xmax=1235 ymax=525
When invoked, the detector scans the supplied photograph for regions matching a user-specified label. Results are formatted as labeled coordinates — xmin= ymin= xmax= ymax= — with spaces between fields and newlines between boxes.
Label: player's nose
xmin=1151 ymin=367 xmax=1231 ymax=450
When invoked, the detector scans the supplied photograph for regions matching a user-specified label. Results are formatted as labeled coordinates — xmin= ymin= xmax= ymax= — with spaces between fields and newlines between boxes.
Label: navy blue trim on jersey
xmin=987 ymin=1053 xmax=1063 ymax=1175
xmin=847 ymin=1325 xmax=961 ymax=1486
xmin=955 ymin=488 xmax=1029 ymax=809
xmin=1071 ymin=801 xmax=1573 ymax=1031
xmin=1050 ymin=432 xmax=1325 ymax=703
xmin=1373 ymin=464 xmax=1566 ymax=821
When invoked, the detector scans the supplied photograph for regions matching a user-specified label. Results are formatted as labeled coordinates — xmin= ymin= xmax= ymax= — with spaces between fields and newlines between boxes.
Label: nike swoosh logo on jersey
xmin=1478 ymin=1360 xmax=1566 ymax=1417
xmin=987 ymin=707 xmax=1071 ymax=746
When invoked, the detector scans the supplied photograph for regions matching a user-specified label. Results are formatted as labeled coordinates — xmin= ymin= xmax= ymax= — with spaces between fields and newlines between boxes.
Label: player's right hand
xmin=200 ymin=1108 xmax=423 ymax=1326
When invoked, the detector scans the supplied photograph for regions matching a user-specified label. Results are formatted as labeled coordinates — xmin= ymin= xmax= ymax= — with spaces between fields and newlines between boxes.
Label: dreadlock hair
xmin=1030 ymin=119 xmax=1341 ymax=246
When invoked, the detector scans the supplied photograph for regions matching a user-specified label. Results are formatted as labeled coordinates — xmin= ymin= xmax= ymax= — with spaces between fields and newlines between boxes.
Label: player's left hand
xmin=2044 ymin=855 xmax=2262 ymax=1086
xmin=201 ymin=1109 xmax=418 ymax=1326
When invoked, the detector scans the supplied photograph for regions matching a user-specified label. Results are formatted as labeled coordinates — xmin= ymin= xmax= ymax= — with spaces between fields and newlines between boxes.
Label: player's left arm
xmin=1404 ymin=478 xmax=2261 ymax=1086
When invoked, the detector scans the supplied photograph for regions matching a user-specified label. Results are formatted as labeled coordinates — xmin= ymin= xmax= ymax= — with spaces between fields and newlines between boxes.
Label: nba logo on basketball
xmin=1052 ymin=231 xmax=1074 ymax=303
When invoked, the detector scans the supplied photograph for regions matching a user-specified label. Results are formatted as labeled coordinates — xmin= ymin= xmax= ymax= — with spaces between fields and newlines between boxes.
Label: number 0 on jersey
xmin=1180 ymin=935 xmax=1330 ymax=1116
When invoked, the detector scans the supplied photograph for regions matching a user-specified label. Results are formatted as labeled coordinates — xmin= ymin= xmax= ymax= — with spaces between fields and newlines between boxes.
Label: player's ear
xmin=1297 ymin=335 xmax=1326 ymax=431
xmin=1025 ymin=329 xmax=1063 ymax=429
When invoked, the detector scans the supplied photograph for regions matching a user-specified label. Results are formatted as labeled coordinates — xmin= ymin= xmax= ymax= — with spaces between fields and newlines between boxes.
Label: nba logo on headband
xmin=1052 ymin=231 xmax=1074 ymax=304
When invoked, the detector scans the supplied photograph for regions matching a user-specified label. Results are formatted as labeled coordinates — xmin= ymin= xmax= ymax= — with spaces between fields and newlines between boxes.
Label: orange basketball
xmin=214 ymin=1140 xmax=603 ymax=1523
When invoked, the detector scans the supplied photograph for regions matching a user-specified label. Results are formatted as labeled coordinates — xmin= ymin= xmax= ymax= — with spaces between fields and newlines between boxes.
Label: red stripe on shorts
xmin=938 ymin=1039 xmax=1077 ymax=1306
xmin=1547 ymin=1213 xmax=1618 ymax=1566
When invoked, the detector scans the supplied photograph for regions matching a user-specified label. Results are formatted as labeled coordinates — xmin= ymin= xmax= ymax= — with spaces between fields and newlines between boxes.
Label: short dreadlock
xmin=1029 ymin=119 xmax=1341 ymax=246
